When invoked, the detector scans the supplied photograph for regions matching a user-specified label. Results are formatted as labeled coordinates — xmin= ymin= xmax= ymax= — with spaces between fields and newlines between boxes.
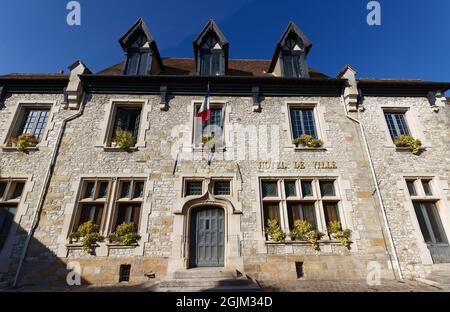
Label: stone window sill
xmin=102 ymin=146 xmax=139 ymax=152
xmin=66 ymin=243 xmax=100 ymax=249
xmin=265 ymin=239 xmax=343 ymax=245
xmin=1 ymin=146 xmax=39 ymax=152
xmin=106 ymin=243 xmax=139 ymax=249
xmin=293 ymin=146 xmax=327 ymax=152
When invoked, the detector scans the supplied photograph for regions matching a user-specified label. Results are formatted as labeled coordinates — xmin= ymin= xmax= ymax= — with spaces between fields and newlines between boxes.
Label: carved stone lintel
xmin=252 ymin=86 xmax=261 ymax=112
xmin=160 ymin=85 xmax=169 ymax=111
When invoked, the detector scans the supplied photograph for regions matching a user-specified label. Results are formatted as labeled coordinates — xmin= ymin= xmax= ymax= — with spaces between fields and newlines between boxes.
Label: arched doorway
xmin=189 ymin=206 xmax=225 ymax=267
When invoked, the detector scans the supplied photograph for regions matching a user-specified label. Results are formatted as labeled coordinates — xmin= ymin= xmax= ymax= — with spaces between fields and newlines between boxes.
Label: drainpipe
xmin=13 ymin=92 xmax=87 ymax=287
xmin=340 ymin=94 xmax=403 ymax=280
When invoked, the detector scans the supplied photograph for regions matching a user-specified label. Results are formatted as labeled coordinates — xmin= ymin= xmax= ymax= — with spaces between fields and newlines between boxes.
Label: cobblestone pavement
xmin=259 ymin=279 xmax=444 ymax=292
xmin=3 ymin=279 xmax=445 ymax=292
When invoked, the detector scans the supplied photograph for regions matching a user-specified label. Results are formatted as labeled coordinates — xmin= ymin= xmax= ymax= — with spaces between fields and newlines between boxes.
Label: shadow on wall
xmin=0 ymin=220 xmax=88 ymax=289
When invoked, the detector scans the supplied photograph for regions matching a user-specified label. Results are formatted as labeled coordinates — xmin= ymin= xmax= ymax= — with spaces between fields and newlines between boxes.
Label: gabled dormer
xmin=119 ymin=18 xmax=164 ymax=76
xmin=268 ymin=21 xmax=312 ymax=78
xmin=193 ymin=20 xmax=229 ymax=76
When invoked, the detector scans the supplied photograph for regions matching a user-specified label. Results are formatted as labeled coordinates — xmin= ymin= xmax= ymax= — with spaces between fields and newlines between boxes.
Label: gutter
xmin=13 ymin=94 xmax=87 ymax=287
xmin=340 ymin=95 xmax=404 ymax=280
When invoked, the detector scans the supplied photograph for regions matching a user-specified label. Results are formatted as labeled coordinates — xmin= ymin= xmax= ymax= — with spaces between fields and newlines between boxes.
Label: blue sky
xmin=0 ymin=0 xmax=449 ymax=86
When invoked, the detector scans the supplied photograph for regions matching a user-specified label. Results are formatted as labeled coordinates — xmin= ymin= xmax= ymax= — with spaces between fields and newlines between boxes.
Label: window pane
xmin=284 ymin=181 xmax=297 ymax=197
xmin=263 ymin=202 xmax=280 ymax=224
xmin=424 ymin=203 xmax=448 ymax=244
xmin=213 ymin=181 xmax=230 ymax=195
xmin=0 ymin=205 xmax=17 ymax=251
xmin=20 ymin=109 xmax=49 ymax=140
xmin=0 ymin=183 xmax=6 ymax=199
xmin=323 ymin=202 xmax=340 ymax=226
xmin=84 ymin=182 xmax=95 ymax=199
xmin=301 ymin=181 xmax=313 ymax=197
xmin=287 ymin=203 xmax=316 ymax=230
xmin=262 ymin=181 xmax=278 ymax=197
xmin=414 ymin=202 xmax=432 ymax=243
xmin=320 ymin=181 xmax=335 ymax=197
xmin=406 ymin=181 xmax=417 ymax=196
xmin=133 ymin=182 xmax=145 ymax=199
xmin=137 ymin=52 xmax=151 ymax=75
xmin=202 ymin=108 xmax=222 ymax=135
xmin=98 ymin=182 xmax=109 ymax=199
xmin=384 ymin=112 xmax=410 ymax=139
xmin=79 ymin=204 xmax=103 ymax=227
xmin=290 ymin=109 xmax=317 ymax=139
xmin=125 ymin=52 xmax=140 ymax=75
xmin=186 ymin=181 xmax=202 ymax=196
xmin=113 ymin=107 xmax=141 ymax=142
xmin=422 ymin=180 xmax=433 ymax=196
xmin=116 ymin=203 xmax=141 ymax=228
xmin=11 ymin=182 xmax=24 ymax=200
xmin=120 ymin=182 xmax=131 ymax=198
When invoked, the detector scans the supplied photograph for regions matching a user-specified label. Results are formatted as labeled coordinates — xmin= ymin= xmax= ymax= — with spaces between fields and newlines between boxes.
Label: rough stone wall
xmin=358 ymin=96 xmax=450 ymax=278
xmin=13 ymin=92 xmax=396 ymax=285
xmin=0 ymin=93 xmax=68 ymax=284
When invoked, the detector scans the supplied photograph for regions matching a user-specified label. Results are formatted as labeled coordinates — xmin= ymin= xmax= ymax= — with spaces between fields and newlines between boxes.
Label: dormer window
xmin=281 ymin=34 xmax=309 ymax=78
xmin=124 ymin=34 xmax=151 ymax=75
xmin=268 ymin=22 xmax=312 ymax=78
xmin=194 ymin=20 xmax=229 ymax=76
xmin=119 ymin=18 xmax=164 ymax=76
xmin=199 ymin=35 xmax=223 ymax=76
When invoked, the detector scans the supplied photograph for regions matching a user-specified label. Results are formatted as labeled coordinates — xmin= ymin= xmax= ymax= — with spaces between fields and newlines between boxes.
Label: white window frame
xmin=284 ymin=102 xmax=326 ymax=150
xmin=1 ymin=101 xmax=57 ymax=150
xmin=190 ymin=100 xmax=229 ymax=150
xmin=97 ymin=99 xmax=150 ymax=149
xmin=259 ymin=177 xmax=345 ymax=239
xmin=403 ymin=176 xmax=450 ymax=264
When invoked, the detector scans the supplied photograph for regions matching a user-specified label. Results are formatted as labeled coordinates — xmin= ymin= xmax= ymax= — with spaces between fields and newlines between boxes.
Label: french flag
xmin=197 ymin=86 xmax=211 ymax=122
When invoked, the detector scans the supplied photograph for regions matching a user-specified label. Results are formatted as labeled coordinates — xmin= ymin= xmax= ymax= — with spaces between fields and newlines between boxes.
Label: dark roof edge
xmin=357 ymin=79 xmax=450 ymax=94
xmin=0 ymin=77 xmax=69 ymax=93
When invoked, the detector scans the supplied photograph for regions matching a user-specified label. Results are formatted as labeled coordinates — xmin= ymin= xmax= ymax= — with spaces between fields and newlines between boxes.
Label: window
xmin=406 ymin=180 xmax=417 ymax=196
xmin=113 ymin=179 xmax=145 ymax=229
xmin=422 ymin=180 xmax=433 ymax=196
xmin=261 ymin=181 xmax=278 ymax=198
xmin=405 ymin=178 xmax=448 ymax=245
xmin=119 ymin=264 xmax=131 ymax=282
xmin=0 ymin=180 xmax=26 ymax=251
xmin=284 ymin=181 xmax=297 ymax=197
xmin=289 ymin=108 xmax=317 ymax=139
xmin=213 ymin=181 xmax=231 ymax=195
xmin=19 ymin=109 xmax=50 ymax=140
xmin=198 ymin=34 xmax=223 ymax=76
xmin=384 ymin=112 xmax=410 ymax=139
xmin=124 ymin=35 xmax=152 ymax=75
xmin=287 ymin=203 xmax=316 ymax=230
xmin=185 ymin=181 xmax=203 ymax=196
xmin=319 ymin=181 xmax=336 ymax=197
xmin=281 ymin=35 xmax=308 ymax=78
xmin=110 ymin=106 xmax=142 ymax=147
xmin=74 ymin=180 xmax=112 ymax=230
xmin=261 ymin=178 xmax=342 ymax=236
xmin=301 ymin=180 xmax=313 ymax=197
xmin=5 ymin=105 xmax=52 ymax=147
xmin=194 ymin=105 xmax=224 ymax=147
xmin=414 ymin=202 xmax=447 ymax=244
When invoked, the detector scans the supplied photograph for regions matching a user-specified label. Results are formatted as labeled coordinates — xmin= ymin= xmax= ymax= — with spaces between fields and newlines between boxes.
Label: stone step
xmin=172 ymin=268 xmax=238 ymax=279
xmin=158 ymin=268 xmax=261 ymax=292
xmin=160 ymin=285 xmax=262 ymax=292
xmin=160 ymin=277 xmax=254 ymax=288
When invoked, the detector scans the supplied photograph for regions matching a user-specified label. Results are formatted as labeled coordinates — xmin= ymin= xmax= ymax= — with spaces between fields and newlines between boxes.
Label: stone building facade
xmin=0 ymin=19 xmax=449 ymax=287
